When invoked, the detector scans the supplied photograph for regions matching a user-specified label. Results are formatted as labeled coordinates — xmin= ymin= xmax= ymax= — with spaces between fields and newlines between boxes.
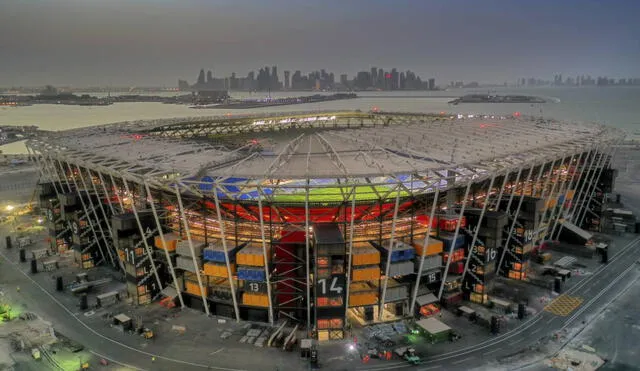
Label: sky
xmin=1 ymin=0 xmax=639 ymax=87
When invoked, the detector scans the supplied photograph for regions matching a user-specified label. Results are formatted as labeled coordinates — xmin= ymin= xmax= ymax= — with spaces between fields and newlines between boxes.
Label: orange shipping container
xmin=242 ymin=293 xmax=269 ymax=307
xmin=185 ymin=280 xmax=207 ymax=296
xmin=352 ymin=267 xmax=381 ymax=282
xmin=204 ymin=262 xmax=236 ymax=278
xmin=155 ymin=234 xmax=178 ymax=251
xmin=349 ymin=292 xmax=378 ymax=307
xmin=352 ymin=248 xmax=381 ymax=266
xmin=236 ymin=247 xmax=268 ymax=267
xmin=413 ymin=239 xmax=444 ymax=256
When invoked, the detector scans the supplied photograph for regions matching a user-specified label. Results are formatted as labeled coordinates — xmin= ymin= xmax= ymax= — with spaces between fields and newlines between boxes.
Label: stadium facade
xmin=27 ymin=111 xmax=623 ymax=340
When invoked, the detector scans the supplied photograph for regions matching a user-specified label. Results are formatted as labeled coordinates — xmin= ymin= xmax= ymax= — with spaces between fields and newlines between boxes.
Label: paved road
xmin=2 ymin=233 xmax=640 ymax=371
xmin=358 ymin=235 xmax=640 ymax=370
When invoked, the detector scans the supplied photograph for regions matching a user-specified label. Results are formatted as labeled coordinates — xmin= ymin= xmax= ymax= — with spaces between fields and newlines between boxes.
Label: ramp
xmin=558 ymin=219 xmax=592 ymax=245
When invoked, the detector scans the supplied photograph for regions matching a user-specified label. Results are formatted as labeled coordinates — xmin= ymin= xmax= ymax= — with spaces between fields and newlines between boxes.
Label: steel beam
xmin=379 ymin=189 xmax=402 ymax=320
xmin=438 ymin=180 xmax=473 ymax=300
xmin=549 ymin=150 xmax=590 ymax=240
xmin=544 ymin=154 xmax=577 ymax=242
xmin=176 ymin=185 xmax=212 ymax=316
xmin=344 ymin=185 xmax=357 ymax=327
xmin=256 ymin=187 xmax=275 ymax=325
xmin=461 ymin=173 xmax=497 ymax=283
xmin=576 ymin=142 xmax=619 ymax=227
xmin=211 ymin=182 xmax=240 ymax=320
xmin=122 ymin=178 xmax=164 ymax=300
xmin=497 ymin=164 xmax=535 ymax=275
xmin=409 ymin=186 xmax=440 ymax=311
xmin=145 ymin=182 xmax=185 ymax=309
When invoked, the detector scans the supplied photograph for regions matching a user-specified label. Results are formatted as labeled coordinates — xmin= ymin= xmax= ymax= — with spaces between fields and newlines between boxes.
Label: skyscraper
xmin=428 ymin=78 xmax=435 ymax=90
xmin=284 ymin=70 xmax=290 ymax=90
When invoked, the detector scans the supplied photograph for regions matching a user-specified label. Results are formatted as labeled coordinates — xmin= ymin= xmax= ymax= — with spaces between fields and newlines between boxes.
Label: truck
xmin=394 ymin=346 xmax=423 ymax=365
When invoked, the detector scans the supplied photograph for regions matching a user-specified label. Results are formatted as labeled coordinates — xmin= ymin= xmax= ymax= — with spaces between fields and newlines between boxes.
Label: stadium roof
xmin=27 ymin=110 xmax=623 ymax=199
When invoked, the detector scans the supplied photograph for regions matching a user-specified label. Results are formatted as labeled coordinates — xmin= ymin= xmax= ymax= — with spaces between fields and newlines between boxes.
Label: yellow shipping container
xmin=242 ymin=293 xmax=269 ymax=307
xmin=352 ymin=249 xmax=381 ymax=266
xmin=470 ymin=292 xmax=488 ymax=304
xmin=317 ymin=330 xmax=329 ymax=341
xmin=352 ymin=267 xmax=381 ymax=282
xmin=155 ymin=234 xmax=178 ymax=251
xmin=349 ymin=292 xmax=378 ymax=307
xmin=185 ymin=280 xmax=207 ymax=296
xmin=237 ymin=247 xmax=268 ymax=267
xmin=412 ymin=239 xmax=444 ymax=256
xmin=204 ymin=262 xmax=236 ymax=278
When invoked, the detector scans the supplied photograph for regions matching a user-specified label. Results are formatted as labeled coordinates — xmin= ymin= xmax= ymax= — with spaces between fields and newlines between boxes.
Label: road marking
xmin=511 ymin=338 xmax=524 ymax=345
xmin=210 ymin=348 xmax=224 ymax=355
xmin=546 ymin=317 xmax=555 ymax=324
xmin=419 ymin=365 xmax=440 ymax=370
xmin=544 ymin=295 xmax=584 ymax=316
xmin=531 ymin=328 xmax=540 ymax=335
xmin=452 ymin=357 xmax=473 ymax=365
xmin=484 ymin=348 xmax=501 ymax=355
xmin=0 ymin=250 xmax=247 ymax=371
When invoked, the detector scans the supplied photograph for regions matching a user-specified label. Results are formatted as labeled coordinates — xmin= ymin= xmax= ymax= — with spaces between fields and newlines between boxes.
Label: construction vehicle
xmin=141 ymin=328 xmax=154 ymax=339
xmin=394 ymin=347 xmax=423 ymax=365
xmin=31 ymin=348 xmax=41 ymax=360
xmin=79 ymin=361 xmax=89 ymax=370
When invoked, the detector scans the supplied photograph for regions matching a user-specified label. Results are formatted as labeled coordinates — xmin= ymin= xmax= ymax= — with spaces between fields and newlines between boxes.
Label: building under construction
xmin=26 ymin=110 xmax=622 ymax=341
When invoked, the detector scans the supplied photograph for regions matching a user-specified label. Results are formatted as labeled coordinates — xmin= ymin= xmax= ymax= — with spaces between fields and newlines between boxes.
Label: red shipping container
xmin=448 ymin=262 xmax=464 ymax=274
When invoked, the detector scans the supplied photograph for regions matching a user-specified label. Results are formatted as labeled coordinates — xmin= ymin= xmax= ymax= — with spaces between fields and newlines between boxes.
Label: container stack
xmin=112 ymin=212 xmax=156 ymax=305
xmin=237 ymin=245 xmax=270 ymax=308
xmin=349 ymin=247 xmax=380 ymax=313
xmin=313 ymin=223 xmax=347 ymax=340
xmin=412 ymin=238 xmax=444 ymax=292
xmin=39 ymin=182 xmax=72 ymax=254
xmin=174 ymin=240 xmax=204 ymax=273
xmin=499 ymin=195 xmax=545 ymax=282
xmin=462 ymin=210 xmax=508 ymax=304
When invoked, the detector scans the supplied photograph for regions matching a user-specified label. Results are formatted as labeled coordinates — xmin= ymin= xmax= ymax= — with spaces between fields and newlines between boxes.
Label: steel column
xmin=497 ymin=164 xmax=536 ymax=275
xmin=576 ymin=142 xmax=619 ymax=227
xmin=545 ymin=154 xmax=577 ymax=242
xmin=97 ymin=172 xmax=117 ymax=216
xmin=438 ymin=180 xmax=473 ymax=300
xmin=344 ymin=185 xmax=357 ymax=327
xmin=304 ymin=180 xmax=312 ymax=331
xmin=461 ymin=173 xmax=497 ymax=283
xmin=145 ymin=182 xmax=185 ymax=308
xmin=75 ymin=163 xmax=117 ymax=267
xmin=555 ymin=146 xmax=600 ymax=239
xmin=379 ymin=189 xmax=402 ymax=320
xmin=409 ymin=186 xmax=441 ymax=311
xmin=54 ymin=159 xmax=73 ymax=193
xmin=110 ymin=174 xmax=126 ymax=212
xmin=212 ymin=183 xmax=240 ymax=320
xmin=257 ymin=187 xmax=275 ymax=325
xmin=550 ymin=150 xmax=590 ymax=240
xmin=176 ymin=185 xmax=212 ymax=316
xmin=122 ymin=178 xmax=164 ymax=299
xmin=65 ymin=162 xmax=110 ymax=265
xmin=537 ymin=155 xmax=568 ymax=240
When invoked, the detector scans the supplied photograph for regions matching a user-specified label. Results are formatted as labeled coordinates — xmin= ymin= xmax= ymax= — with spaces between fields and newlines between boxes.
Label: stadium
xmin=26 ymin=110 xmax=623 ymax=341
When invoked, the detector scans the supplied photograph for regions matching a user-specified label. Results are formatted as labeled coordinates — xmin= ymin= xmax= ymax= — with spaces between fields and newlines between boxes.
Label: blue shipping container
xmin=203 ymin=249 xmax=226 ymax=263
xmin=237 ymin=268 xmax=266 ymax=282
xmin=438 ymin=234 xmax=465 ymax=251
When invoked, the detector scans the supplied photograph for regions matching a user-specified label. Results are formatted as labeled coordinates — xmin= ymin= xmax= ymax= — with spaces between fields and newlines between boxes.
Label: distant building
xmin=428 ymin=78 xmax=435 ymax=90
xmin=284 ymin=71 xmax=290 ymax=90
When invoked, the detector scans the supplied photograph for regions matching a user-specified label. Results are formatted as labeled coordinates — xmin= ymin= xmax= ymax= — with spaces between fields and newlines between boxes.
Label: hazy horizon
xmin=1 ymin=0 xmax=639 ymax=87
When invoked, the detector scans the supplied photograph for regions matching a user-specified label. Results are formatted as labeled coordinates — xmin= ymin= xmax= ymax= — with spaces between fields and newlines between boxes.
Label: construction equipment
xmin=394 ymin=347 xmax=422 ymax=365
xmin=79 ymin=361 xmax=89 ymax=370
xmin=141 ymin=328 xmax=154 ymax=339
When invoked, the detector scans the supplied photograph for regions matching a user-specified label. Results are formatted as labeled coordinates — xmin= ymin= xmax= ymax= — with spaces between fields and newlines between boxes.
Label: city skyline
xmin=1 ymin=0 xmax=639 ymax=86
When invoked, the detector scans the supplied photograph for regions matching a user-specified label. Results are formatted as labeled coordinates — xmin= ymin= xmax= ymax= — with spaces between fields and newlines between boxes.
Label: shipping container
xmin=203 ymin=262 xmax=236 ymax=278
xmin=448 ymin=262 xmax=464 ymax=274
xmin=177 ymin=242 xmax=204 ymax=258
xmin=352 ymin=248 xmax=381 ymax=266
xmin=414 ymin=254 xmax=441 ymax=273
xmin=185 ymin=280 xmax=207 ymax=297
xmin=379 ymin=240 xmax=415 ymax=262
xmin=237 ymin=267 xmax=266 ymax=281
xmin=176 ymin=256 xmax=201 ymax=272
xmin=381 ymin=279 xmax=409 ymax=302
xmin=437 ymin=234 xmax=465 ymax=251
xmin=236 ymin=246 xmax=269 ymax=267
xmin=387 ymin=261 xmax=414 ymax=276
xmin=469 ymin=292 xmax=488 ymax=304
xmin=439 ymin=215 xmax=467 ymax=232
xmin=412 ymin=239 xmax=444 ymax=256
xmin=508 ymin=270 xmax=526 ymax=280
xmin=155 ymin=234 xmax=178 ymax=251
xmin=348 ymin=292 xmax=378 ymax=307
xmin=442 ymin=248 xmax=465 ymax=263
xmin=352 ymin=266 xmax=381 ymax=281
xmin=242 ymin=292 xmax=269 ymax=307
